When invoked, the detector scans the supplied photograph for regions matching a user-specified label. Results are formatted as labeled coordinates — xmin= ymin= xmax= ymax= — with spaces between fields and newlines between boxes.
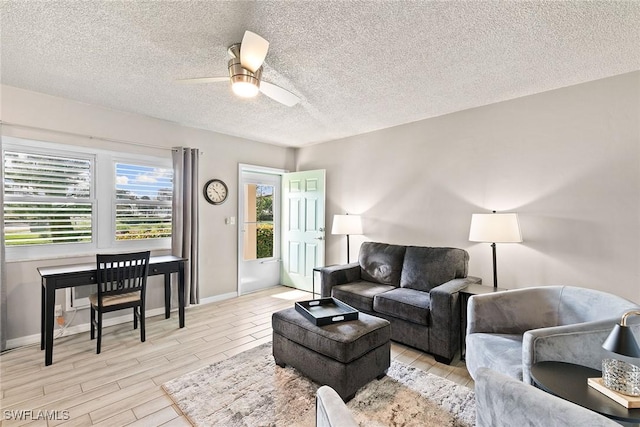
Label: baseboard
xmin=6 ymin=306 xmax=167 ymax=350
xmin=199 ymin=291 xmax=237 ymax=305
xmin=6 ymin=292 xmax=239 ymax=350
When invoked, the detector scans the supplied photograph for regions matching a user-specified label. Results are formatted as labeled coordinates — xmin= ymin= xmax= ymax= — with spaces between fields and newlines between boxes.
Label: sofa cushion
xmin=373 ymin=288 xmax=431 ymax=326
xmin=331 ymin=281 xmax=396 ymax=312
xmin=400 ymin=246 xmax=469 ymax=291
xmin=466 ymin=333 xmax=524 ymax=381
xmin=358 ymin=242 xmax=406 ymax=286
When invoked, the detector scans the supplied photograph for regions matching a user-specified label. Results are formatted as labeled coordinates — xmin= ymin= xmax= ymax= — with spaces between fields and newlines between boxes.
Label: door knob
xmin=315 ymin=236 xmax=324 ymax=240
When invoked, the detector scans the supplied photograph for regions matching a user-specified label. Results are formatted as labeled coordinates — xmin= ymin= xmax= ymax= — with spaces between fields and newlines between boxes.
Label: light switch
xmin=225 ymin=217 xmax=236 ymax=225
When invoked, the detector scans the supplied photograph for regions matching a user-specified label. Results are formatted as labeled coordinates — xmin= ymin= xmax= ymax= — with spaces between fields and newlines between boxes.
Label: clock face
xmin=204 ymin=179 xmax=228 ymax=205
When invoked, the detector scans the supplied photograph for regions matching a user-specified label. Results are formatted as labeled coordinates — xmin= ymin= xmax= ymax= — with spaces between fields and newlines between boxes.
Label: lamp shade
xmin=603 ymin=323 xmax=640 ymax=358
xmin=331 ymin=214 xmax=363 ymax=235
xmin=469 ymin=213 xmax=522 ymax=243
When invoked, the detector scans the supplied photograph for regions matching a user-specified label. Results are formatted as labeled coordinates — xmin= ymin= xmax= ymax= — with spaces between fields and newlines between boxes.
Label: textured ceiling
xmin=1 ymin=1 xmax=639 ymax=148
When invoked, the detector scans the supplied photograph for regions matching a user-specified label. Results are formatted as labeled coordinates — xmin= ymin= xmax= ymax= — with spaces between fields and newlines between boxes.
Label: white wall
xmin=3 ymin=71 xmax=639 ymax=344
xmin=297 ymin=72 xmax=640 ymax=303
xmin=1 ymin=85 xmax=295 ymax=342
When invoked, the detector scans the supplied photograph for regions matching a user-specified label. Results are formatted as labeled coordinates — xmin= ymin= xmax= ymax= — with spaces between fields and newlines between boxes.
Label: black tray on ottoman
xmin=295 ymin=297 xmax=359 ymax=326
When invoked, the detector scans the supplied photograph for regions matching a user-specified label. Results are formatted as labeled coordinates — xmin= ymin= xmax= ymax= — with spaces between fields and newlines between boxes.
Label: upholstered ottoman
xmin=272 ymin=307 xmax=391 ymax=401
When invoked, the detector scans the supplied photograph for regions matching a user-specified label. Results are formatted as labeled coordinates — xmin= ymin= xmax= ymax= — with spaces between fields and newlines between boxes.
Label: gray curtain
xmin=171 ymin=147 xmax=200 ymax=306
xmin=1 ymin=140 xmax=6 ymax=352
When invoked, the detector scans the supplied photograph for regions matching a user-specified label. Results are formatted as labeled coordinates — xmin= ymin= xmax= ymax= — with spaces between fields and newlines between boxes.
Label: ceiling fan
xmin=178 ymin=31 xmax=300 ymax=107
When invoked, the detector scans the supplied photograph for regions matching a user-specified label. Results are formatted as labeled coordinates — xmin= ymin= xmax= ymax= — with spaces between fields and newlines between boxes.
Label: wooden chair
xmin=90 ymin=251 xmax=150 ymax=354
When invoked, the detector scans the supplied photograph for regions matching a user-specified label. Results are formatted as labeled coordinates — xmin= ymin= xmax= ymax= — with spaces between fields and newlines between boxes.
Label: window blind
xmin=114 ymin=163 xmax=173 ymax=240
xmin=3 ymin=151 xmax=93 ymax=246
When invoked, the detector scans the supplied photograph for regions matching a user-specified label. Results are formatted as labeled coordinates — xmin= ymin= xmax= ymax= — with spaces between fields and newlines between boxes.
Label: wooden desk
xmin=38 ymin=255 xmax=187 ymax=366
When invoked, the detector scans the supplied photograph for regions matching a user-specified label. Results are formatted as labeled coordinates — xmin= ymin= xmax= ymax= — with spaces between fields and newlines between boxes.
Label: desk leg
xmin=178 ymin=262 xmax=185 ymax=328
xmin=164 ymin=273 xmax=171 ymax=319
xmin=45 ymin=282 xmax=55 ymax=366
xmin=41 ymin=280 xmax=45 ymax=350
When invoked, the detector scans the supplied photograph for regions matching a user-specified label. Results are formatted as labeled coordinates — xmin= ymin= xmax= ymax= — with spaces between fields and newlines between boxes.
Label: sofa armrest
xmin=475 ymin=367 xmax=619 ymax=427
xmin=431 ymin=277 xmax=481 ymax=300
xmin=428 ymin=277 xmax=482 ymax=360
xmin=316 ymin=385 xmax=358 ymax=427
xmin=467 ymin=287 xmax=560 ymax=335
xmin=320 ymin=263 xmax=361 ymax=297
xmin=521 ymin=319 xmax=621 ymax=384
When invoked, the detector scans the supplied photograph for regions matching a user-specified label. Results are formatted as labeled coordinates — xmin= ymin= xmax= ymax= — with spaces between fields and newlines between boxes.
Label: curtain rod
xmin=0 ymin=120 xmax=201 ymax=153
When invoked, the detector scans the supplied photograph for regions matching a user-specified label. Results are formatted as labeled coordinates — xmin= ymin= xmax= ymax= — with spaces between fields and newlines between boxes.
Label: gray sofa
xmin=466 ymin=285 xmax=639 ymax=384
xmin=320 ymin=241 xmax=481 ymax=364
xmin=475 ymin=367 xmax=619 ymax=427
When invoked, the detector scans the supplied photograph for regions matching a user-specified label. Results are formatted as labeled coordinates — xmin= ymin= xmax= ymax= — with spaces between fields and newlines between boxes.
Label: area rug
xmin=162 ymin=342 xmax=476 ymax=427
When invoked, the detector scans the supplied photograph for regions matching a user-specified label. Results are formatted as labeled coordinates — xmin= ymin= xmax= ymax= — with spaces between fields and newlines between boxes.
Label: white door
xmin=281 ymin=170 xmax=326 ymax=292
xmin=238 ymin=168 xmax=282 ymax=295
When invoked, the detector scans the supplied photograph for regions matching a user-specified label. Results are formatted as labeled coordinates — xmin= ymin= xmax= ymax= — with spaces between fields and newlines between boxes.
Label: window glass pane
xmin=115 ymin=203 xmax=172 ymax=240
xmin=5 ymin=202 xmax=92 ymax=246
xmin=3 ymin=150 xmax=93 ymax=246
xmin=243 ymin=184 xmax=274 ymax=260
xmin=4 ymin=151 xmax=91 ymax=198
xmin=114 ymin=163 xmax=173 ymax=241
xmin=115 ymin=163 xmax=173 ymax=201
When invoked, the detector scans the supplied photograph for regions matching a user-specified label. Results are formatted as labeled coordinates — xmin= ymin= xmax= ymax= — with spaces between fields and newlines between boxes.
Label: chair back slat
xmin=96 ymin=251 xmax=150 ymax=301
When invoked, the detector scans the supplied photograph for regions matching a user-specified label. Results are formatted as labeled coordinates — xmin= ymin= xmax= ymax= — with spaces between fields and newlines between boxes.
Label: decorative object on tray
xmin=590 ymin=309 xmax=640 ymax=405
xmin=601 ymin=359 xmax=640 ymax=396
xmin=295 ymin=297 xmax=358 ymax=326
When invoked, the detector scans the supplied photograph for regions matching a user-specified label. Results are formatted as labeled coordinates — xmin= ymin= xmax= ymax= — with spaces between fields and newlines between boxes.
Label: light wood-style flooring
xmin=0 ymin=286 xmax=473 ymax=426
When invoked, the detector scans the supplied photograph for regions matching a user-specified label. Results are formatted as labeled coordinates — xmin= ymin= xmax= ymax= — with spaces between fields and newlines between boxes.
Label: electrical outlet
xmin=55 ymin=304 xmax=63 ymax=317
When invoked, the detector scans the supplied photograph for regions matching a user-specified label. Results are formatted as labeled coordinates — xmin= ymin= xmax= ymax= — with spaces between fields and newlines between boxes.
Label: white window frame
xmin=108 ymin=156 xmax=173 ymax=250
xmin=3 ymin=137 xmax=172 ymax=261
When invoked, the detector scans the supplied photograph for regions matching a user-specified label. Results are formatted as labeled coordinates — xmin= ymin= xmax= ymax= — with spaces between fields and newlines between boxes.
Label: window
xmin=114 ymin=162 xmax=172 ymax=241
xmin=4 ymin=150 xmax=94 ymax=247
xmin=243 ymin=183 xmax=275 ymax=260
xmin=2 ymin=137 xmax=172 ymax=260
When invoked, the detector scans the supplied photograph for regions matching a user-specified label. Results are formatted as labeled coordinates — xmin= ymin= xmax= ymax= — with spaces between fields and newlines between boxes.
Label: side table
xmin=459 ymin=283 xmax=507 ymax=361
xmin=531 ymin=361 xmax=640 ymax=423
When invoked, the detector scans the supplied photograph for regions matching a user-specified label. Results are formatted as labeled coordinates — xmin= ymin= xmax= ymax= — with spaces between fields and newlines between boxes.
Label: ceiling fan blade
xmin=176 ymin=77 xmax=228 ymax=84
xmin=260 ymin=82 xmax=300 ymax=107
xmin=240 ymin=31 xmax=269 ymax=73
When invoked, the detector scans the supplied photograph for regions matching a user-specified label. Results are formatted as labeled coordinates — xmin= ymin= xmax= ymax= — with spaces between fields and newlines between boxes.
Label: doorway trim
xmin=237 ymin=164 xmax=288 ymax=296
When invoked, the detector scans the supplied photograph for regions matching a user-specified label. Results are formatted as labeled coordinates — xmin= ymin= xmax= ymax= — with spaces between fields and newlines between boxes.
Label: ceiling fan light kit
xmin=228 ymin=55 xmax=262 ymax=98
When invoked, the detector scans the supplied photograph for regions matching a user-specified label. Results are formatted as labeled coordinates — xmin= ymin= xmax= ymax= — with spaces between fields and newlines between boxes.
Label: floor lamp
xmin=331 ymin=214 xmax=363 ymax=263
xmin=469 ymin=211 xmax=522 ymax=289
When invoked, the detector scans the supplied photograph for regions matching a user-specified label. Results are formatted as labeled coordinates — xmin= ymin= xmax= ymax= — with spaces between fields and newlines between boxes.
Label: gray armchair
xmin=466 ymin=285 xmax=638 ymax=384
xmin=475 ymin=367 xmax=619 ymax=427
xmin=316 ymin=385 xmax=358 ymax=427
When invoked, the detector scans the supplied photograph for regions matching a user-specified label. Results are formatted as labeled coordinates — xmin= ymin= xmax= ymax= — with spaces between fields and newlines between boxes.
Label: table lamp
xmin=601 ymin=310 xmax=640 ymax=396
xmin=331 ymin=214 xmax=362 ymax=263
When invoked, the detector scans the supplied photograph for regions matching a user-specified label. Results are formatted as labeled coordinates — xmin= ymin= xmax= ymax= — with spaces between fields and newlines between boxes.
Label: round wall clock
xmin=203 ymin=179 xmax=228 ymax=205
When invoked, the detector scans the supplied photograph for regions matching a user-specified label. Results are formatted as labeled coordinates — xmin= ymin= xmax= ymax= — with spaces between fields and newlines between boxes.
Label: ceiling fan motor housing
xmin=228 ymin=57 xmax=262 ymax=88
